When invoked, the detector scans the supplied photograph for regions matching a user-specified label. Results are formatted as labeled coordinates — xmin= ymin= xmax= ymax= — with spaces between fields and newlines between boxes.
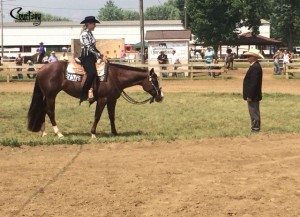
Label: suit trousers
xmin=81 ymin=56 xmax=97 ymax=96
xmin=247 ymin=101 xmax=260 ymax=131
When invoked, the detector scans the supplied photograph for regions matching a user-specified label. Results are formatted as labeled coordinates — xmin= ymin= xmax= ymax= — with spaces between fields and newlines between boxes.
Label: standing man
xmin=48 ymin=51 xmax=58 ymax=63
xmin=37 ymin=42 xmax=46 ymax=64
xmin=171 ymin=49 xmax=179 ymax=77
xmin=15 ymin=53 xmax=23 ymax=79
xmin=157 ymin=50 xmax=168 ymax=77
xmin=273 ymin=50 xmax=281 ymax=75
xmin=243 ymin=48 xmax=264 ymax=132
xmin=205 ymin=46 xmax=215 ymax=77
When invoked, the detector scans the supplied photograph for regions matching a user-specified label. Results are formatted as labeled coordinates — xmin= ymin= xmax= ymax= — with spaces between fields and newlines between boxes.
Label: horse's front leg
xmin=107 ymin=98 xmax=118 ymax=136
xmin=91 ymin=98 xmax=107 ymax=138
xmin=45 ymin=97 xmax=64 ymax=138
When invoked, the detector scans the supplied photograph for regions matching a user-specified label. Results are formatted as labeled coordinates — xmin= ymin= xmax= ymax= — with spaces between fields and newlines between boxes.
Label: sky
xmin=2 ymin=0 xmax=169 ymax=22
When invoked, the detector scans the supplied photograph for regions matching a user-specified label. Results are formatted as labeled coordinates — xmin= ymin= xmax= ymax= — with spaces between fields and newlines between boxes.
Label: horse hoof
xmin=57 ymin=133 xmax=64 ymax=138
xmin=41 ymin=132 xmax=47 ymax=137
xmin=112 ymin=132 xmax=118 ymax=136
xmin=91 ymin=134 xmax=96 ymax=139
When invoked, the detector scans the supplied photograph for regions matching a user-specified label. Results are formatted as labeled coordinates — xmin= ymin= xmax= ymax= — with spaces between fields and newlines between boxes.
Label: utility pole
xmin=139 ymin=0 xmax=145 ymax=64
xmin=1 ymin=0 xmax=3 ymax=61
xmin=184 ymin=0 xmax=187 ymax=29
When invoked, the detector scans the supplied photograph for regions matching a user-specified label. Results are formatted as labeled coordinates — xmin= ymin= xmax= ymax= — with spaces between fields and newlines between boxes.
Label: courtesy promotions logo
xmin=10 ymin=7 xmax=42 ymax=26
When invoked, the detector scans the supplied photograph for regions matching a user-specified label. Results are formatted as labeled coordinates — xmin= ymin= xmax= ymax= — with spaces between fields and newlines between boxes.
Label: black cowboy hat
xmin=80 ymin=16 xmax=100 ymax=24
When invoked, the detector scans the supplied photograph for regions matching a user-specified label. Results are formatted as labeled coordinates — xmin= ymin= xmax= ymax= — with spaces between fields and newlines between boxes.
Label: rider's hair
xmin=80 ymin=24 xmax=87 ymax=35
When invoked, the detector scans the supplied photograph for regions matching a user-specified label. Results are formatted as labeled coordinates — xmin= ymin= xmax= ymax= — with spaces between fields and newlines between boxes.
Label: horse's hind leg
xmin=107 ymin=98 xmax=118 ymax=136
xmin=45 ymin=96 xmax=64 ymax=138
xmin=91 ymin=98 xmax=107 ymax=138
xmin=41 ymin=122 xmax=47 ymax=137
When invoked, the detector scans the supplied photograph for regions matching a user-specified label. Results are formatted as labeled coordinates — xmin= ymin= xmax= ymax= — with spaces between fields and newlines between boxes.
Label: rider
xmin=79 ymin=16 xmax=102 ymax=103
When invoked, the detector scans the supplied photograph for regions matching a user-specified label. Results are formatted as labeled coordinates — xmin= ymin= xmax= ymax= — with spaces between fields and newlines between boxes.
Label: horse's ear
xmin=149 ymin=68 xmax=154 ymax=75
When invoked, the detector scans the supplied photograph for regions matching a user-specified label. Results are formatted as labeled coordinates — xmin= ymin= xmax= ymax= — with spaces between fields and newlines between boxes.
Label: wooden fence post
xmin=285 ymin=64 xmax=289 ymax=79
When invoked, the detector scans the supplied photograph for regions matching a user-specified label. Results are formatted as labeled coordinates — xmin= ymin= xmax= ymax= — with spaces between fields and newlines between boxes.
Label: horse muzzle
xmin=154 ymin=89 xmax=164 ymax=103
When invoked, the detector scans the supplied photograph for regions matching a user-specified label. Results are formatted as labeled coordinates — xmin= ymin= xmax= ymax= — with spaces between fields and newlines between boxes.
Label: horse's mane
xmin=109 ymin=62 xmax=148 ymax=73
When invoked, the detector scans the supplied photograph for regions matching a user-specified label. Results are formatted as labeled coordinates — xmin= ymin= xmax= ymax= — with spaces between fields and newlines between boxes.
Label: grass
xmin=1 ymin=91 xmax=300 ymax=146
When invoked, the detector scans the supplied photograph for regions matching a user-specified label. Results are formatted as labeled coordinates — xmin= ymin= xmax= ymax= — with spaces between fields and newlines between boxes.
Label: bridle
xmin=121 ymin=72 xmax=161 ymax=105
xmin=111 ymin=68 xmax=161 ymax=105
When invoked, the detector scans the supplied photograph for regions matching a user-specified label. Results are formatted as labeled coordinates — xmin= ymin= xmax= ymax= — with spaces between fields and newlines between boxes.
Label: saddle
xmin=65 ymin=59 xmax=108 ymax=87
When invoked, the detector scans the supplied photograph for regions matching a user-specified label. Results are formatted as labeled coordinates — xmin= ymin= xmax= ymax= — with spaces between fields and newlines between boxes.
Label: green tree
xmin=145 ymin=0 xmax=180 ymax=20
xmin=187 ymin=0 xmax=271 ymax=51
xmin=270 ymin=0 xmax=300 ymax=50
xmin=123 ymin=10 xmax=140 ymax=20
xmin=187 ymin=0 xmax=243 ymax=51
xmin=97 ymin=0 xmax=124 ymax=21
xmin=241 ymin=0 xmax=272 ymax=35
xmin=175 ymin=0 xmax=191 ymax=27
xmin=97 ymin=0 xmax=140 ymax=21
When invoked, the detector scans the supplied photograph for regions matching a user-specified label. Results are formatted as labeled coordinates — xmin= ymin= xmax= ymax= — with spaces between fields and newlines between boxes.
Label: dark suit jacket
xmin=243 ymin=61 xmax=263 ymax=101
xmin=157 ymin=54 xmax=168 ymax=64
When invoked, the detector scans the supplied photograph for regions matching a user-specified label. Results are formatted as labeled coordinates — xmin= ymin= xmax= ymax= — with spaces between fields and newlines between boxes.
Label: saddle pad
xmin=97 ymin=62 xmax=107 ymax=82
xmin=65 ymin=72 xmax=83 ymax=82
xmin=65 ymin=62 xmax=107 ymax=82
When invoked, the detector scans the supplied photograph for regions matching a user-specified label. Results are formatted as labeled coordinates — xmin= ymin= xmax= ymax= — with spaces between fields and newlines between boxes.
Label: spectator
xmin=37 ymin=42 xmax=46 ymax=64
xmin=205 ymin=46 xmax=215 ymax=77
xmin=283 ymin=50 xmax=290 ymax=64
xmin=15 ymin=53 xmax=23 ymax=79
xmin=48 ymin=51 xmax=58 ymax=63
xmin=157 ymin=50 xmax=168 ymax=77
xmin=43 ymin=55 xmax=49 ymax=64
xmin=120 ymin=50 xmax=126 ymax=59
xmin=205 ymin=46 xmax=214 ymax=64
xmin=190 ymin=48 xmax=194 ymax=59
xmin=171 ymin=49 xmax=179 ymax=77
xmin=26 ymin=60 xmax=36 ymax=79
xmin=243 ymin=48 xmax=264 ymax=133
xmin=273 ymin=50 xmax=281 ymax=75
xmin=59 ymin=52 xmax=69 ymax=61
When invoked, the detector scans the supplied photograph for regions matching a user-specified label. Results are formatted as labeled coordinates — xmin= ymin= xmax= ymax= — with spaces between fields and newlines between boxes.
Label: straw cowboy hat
xmin=51 ymin=51 xmax=55 ymax=54
xmin=244 ymin=48 xmax=264 ymax=59
xmin=80 ymin=16 xmax=100 ymax=24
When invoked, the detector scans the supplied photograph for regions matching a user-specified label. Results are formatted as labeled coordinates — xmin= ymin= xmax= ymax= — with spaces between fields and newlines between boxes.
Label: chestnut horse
xmin=225 ymin=53 xmax=234 ymax=69
xmin=27 ymin=61 xmax=164 ymax=138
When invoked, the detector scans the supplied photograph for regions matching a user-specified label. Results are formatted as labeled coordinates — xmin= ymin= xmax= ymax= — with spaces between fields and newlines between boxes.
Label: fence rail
xmin=0 ymin=64 xmax=44 ymax=82
xmin=286 ymin=62 xmax=300 ymax=79
xmin=0 ymin=62 xmax=227 ymax=82
xmin=2 ymin=59 xmax=300 ymax=82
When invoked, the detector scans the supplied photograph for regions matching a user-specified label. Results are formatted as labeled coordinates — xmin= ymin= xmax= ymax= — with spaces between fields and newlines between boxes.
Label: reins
xmin=108 ymin=63 xmax=155 ymax=105
xmin=120 ymin=91 xmax=154 ymax=105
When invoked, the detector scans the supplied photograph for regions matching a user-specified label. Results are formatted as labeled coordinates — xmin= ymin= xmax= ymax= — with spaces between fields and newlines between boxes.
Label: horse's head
xmin=143 ymin=68 xmax=164 ymax=103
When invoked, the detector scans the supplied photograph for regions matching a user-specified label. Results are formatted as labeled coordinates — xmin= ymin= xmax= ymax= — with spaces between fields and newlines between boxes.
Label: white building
xmin=0 ymin=20 xmax=184 ymax=56
xmin=0 ymin=19 xmax=273 ymax=58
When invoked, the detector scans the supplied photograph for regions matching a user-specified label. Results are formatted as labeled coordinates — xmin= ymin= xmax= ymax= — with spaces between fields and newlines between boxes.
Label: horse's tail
xmin=27 ymin=80 xmax=46 ymax=132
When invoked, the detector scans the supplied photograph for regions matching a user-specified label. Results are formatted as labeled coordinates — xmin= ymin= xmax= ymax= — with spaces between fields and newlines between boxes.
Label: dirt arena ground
xmin=1 ymin=68 xmax=300 ymax=217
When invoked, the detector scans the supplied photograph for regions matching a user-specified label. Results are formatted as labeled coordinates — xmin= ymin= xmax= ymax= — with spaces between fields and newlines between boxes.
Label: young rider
xmin=78 ymin=16 xmax=102 ymax=103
